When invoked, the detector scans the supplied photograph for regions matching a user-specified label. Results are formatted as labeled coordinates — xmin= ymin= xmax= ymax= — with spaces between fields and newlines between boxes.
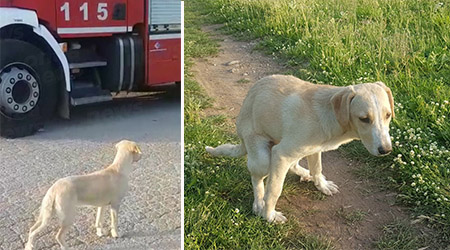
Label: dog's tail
xmin=205 ymin=143 xmax=247 ymax=157
xmin=25 ymin=184 xmax=57 ymax=249
xmin=36 ymin=185 xmax=56 ymax=225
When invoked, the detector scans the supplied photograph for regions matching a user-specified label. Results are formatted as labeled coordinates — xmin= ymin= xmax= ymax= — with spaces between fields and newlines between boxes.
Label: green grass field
xmin=185 ymin=0 xmax=450 ymax=248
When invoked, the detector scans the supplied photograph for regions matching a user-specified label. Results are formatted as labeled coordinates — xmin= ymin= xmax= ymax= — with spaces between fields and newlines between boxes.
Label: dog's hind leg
xmin=25 ymin=211 xmax=52 ymax=250
xmin=55 ymin=193 xmax=76 ymax=249
xmin=55 ymin=208 xmax=75 ymax=249
xmin=250 ymin=176 xmax=265 ymax=215
xmin=95 ymin=206 xmax=106 ymax=237
xmin=245 ymin=135 xmax=271 ymax=216
xmin=262 ymin=143 xmax=301 ymax=223
xmin=110 ymin=204 xmax=120 ymax=238
xmin=28 ymin=219 xmax=42 ymax=237
xmin=289 ymin=160 xmax=312 ymax=182
xmin=307 ymin=152 xmax=339 ymax=195
xmin=56 ymin=223 xmax=71 ymax=250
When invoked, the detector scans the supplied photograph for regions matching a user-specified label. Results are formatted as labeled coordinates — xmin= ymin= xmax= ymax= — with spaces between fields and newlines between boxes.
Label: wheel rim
xmin=0 ymin=64 xmax=40 ymax=114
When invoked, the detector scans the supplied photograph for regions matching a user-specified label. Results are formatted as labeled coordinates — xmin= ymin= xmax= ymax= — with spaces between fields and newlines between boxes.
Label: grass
xmin=187 ymin=0 xmax=450 ymax=244
xmin=184 ymin=3 xmax=332 ymax=249
xmin=336 ymin=207 xmax=368 ymax=226
xmin=237 ymin=78 xmax=251 ymax=84
xmin=375 ymin=221 xmax=425 ymax=250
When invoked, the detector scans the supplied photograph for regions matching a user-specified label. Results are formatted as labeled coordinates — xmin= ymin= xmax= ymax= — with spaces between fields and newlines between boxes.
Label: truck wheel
xmin=0 ymin=39 xmax=58 ymax=138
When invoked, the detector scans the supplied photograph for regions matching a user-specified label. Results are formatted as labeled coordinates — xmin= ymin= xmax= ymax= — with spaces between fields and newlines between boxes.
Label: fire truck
xmin=0 ymin=0 xmax=181 ymax=138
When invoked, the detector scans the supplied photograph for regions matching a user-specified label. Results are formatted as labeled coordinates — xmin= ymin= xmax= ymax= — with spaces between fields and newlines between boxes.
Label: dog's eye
xmin=359 ymin=117 xmax=371 ymax=123
xmin=386 ymin=113 xmax=391 ymax=119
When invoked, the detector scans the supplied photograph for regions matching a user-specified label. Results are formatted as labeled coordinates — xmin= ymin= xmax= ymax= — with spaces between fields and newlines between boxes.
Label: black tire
xmin=0 ymin=39 xmax=58 ymax=138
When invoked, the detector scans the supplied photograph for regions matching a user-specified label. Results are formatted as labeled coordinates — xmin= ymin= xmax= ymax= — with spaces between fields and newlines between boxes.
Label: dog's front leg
xmin=95 ymin=206 xmax=107 ymax=237
xmin=262 ymin=145 xmax=298 ymax=223
xmin=308 ymin=152 xmax=339 ymax=195
xmin=110 ymin=204 xmax=120 ymax=238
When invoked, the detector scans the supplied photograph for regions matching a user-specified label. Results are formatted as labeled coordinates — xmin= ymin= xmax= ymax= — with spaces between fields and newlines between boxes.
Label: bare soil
xmin=192 ymin=25 xmax=410 ymax=250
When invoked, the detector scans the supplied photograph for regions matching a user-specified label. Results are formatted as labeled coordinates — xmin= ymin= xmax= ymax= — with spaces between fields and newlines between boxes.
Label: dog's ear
xmin=134 ymin=145 xmax=142 ymax=155
xmin=374 ymin=81 xmax=395 ymax=119
xmin=331 ymin=86 xmax=356 ymax=130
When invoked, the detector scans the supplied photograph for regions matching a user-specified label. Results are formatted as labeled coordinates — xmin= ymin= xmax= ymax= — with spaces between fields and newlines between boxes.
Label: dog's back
xmin=236 ymin=75 xmax=336 ymax=143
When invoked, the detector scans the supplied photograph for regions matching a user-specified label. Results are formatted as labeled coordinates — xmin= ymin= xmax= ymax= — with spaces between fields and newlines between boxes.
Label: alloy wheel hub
xmin=0 ymin=65 xmax=39 ymax=114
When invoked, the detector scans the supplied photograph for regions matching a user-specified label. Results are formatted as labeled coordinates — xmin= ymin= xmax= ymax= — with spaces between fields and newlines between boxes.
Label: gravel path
xmin=0 ymin=93 xmax=181 ymax=250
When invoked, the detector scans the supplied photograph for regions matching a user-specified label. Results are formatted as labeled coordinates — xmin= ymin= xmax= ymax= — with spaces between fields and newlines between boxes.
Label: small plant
xmin=336 ymin=207 xmax=368 ymax=225
xmin=237 ymin=78 xmax=251 ymax=84
xmin=375 ymin=221 xmax=423 ymax=250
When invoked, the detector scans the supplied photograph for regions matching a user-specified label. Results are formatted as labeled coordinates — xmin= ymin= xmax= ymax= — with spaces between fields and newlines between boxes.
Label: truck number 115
xmin=60 ymin=2 xmax=108 ymax=21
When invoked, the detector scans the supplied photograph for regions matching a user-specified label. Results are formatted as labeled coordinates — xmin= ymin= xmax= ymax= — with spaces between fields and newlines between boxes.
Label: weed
xmin=375 ymin=221 xmax=426 ymax=250
xmin=237 ymin=78 xmax=251 ymax=84
xmin=336 ymin=207 xmax=368 ymax=225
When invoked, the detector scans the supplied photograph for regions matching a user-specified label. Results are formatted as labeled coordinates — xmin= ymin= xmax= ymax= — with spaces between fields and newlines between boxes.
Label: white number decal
xmin=60 ymin=2 xmax=110 ymax=22
xmin=80 ymin=2 xmax=88 ymax=21
xmin=60 ymin=2 xmax=70 ymax=21
xmin=97 ymin=3 xmax=108 ymax=21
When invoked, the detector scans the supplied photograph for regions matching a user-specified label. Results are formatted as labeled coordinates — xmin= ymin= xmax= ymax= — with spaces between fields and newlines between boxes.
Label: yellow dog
xmin=25 ymin=140 xmax=142 ymax=250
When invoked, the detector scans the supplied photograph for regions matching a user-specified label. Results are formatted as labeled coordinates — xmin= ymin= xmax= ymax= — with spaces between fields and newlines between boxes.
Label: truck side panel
xmin=147 ymin=35 xmax=181 ymax=85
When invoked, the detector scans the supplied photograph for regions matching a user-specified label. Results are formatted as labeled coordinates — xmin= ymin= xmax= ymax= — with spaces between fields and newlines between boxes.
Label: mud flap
xmin=57 ymin=89 xmax=70 ymax=119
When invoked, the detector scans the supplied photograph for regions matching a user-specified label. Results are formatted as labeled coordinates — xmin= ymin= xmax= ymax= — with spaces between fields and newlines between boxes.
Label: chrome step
xmin=71 ymin=95 xmax=112 ymax=106
xmin=70 ymin=80 xmax=112 ymax=106
xmin=66 ymin=49 xmax=107 ymax=69
xmin=69 ymin=61 xmax=107 ymax=69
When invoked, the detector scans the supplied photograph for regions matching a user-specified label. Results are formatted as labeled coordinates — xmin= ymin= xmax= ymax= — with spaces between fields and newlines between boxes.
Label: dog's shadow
xmin=120 ymin=230 xmax=154 ymax=238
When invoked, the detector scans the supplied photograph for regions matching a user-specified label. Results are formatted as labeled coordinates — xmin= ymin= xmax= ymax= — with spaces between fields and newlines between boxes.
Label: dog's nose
xmin=378 ymin=146 xmax=392 ymax=155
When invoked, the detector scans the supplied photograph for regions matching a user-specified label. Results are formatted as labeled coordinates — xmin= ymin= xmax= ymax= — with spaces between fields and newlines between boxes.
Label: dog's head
xmin=331 ymin=81 xmax=394 ymax=156
xmin=115 ymin=140 xmax=142 ymax=162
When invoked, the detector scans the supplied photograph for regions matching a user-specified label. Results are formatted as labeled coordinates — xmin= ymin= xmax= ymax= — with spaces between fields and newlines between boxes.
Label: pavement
xmin=0 ymin=92 xmax=181 ymax=250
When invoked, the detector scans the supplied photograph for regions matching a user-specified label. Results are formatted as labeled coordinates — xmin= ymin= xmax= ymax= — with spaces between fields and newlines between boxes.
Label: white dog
xmin=206 ymin=75 xmax=394 ymax=223
xmin=25 ymin=140 xmax=142 ymax=249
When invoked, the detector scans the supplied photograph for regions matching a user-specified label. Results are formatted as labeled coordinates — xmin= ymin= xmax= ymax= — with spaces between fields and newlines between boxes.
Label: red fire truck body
xmin=0 ymin=0 xmax=181 ymax=138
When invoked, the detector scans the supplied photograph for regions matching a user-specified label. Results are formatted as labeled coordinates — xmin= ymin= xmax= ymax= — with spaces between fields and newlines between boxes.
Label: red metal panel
xmin=147 ymin=37 xmax=181 ymax=85
xmin=2 ymin=0 xmax=144 ymax=37
xmin=55 ymin=0 xmax=128 ymax=38
xmin=127 ymin=0 xmax=144 ymax=30
xmin=1 ymin=0 xmax=57 ymax=31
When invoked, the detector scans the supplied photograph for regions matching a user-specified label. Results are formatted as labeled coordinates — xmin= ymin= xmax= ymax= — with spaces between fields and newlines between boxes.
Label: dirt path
xmin=191 ymin=25 xmax=412 ymax=250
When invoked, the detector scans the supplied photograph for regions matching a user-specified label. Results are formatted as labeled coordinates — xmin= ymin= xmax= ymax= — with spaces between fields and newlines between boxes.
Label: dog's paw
xmin=24 ymin=242 xmax=33 ymax=250
xmin=264 ymin=209 xmax=288 ymax=224
xmin=300 ymin=174 xmax=313 ymax=182
xmin=111 ymin=229 xmax=119 ymax=238
xmin=96 ymin=228 xmax=107 ymax=237
xmin=252 ymin=200 xmax=265 ymax=215
xmin=266 ymin=210 xmax=287 ymax=224
xmin=315 ymin=180 xmax=339 ymax=196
